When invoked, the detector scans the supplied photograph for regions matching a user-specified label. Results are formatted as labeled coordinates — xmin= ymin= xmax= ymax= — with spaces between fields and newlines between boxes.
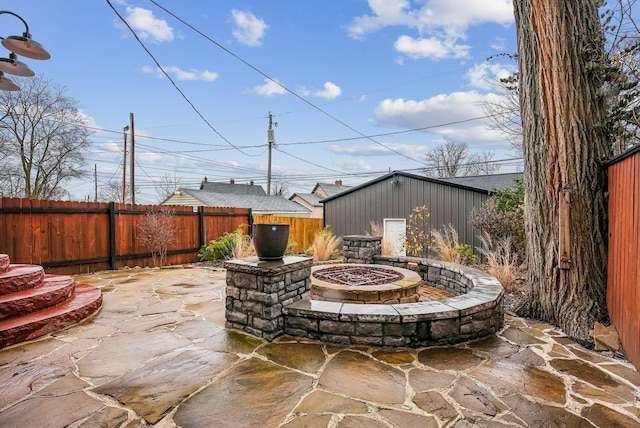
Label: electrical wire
xmin=146 ymin=0 xmax=429 ymax=167
xmin=105 ymin=0 xmax=261 ymax=158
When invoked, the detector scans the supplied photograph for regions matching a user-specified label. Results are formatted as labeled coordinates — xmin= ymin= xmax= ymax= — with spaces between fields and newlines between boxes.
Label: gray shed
xmin=322 ymin=171 xmax=521 ymax=255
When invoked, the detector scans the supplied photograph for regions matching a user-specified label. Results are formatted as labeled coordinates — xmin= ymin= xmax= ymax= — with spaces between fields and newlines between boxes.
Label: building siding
xmin=323 ymin=172 xmax=490 ymax=254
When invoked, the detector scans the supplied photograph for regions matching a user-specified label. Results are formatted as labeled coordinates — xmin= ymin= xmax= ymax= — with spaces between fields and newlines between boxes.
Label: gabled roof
xmin=174 ymin=189 xmax=309 ymax=213
xmin=312 ymin=182 xmax=352 ymax=198
xmin=200 ymin=180 xmax=266 ymax=196
xmin=320 ymin=170 xmax=495 ymax=203
xmin=437 ymin=172 xmax=523 ymax=192
xmin=289 ymin=192 xmax=323 ymax=207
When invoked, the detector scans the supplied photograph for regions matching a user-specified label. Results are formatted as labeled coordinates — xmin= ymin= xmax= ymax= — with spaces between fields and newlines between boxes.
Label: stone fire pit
xmin=311 ymin=264 xmax=421 ymax=304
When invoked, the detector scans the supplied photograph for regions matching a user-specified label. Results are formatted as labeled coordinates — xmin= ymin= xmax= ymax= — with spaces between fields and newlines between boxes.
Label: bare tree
xmin=271 ymin=180 xmax=289 ymax=197
xmin=0 ymin=75 xmax=92 ymax=199
xmin=514 ymin=0 xmax=610 ymax=341
xmin=485 ymin=1 xmax=640 ymax=157
xmin=137 ymin=208 xmax=179 ymax=267
xmin=100 ymin=180 xmax=131 ymax=203
xmin=424 ymin=140 xmax=499 ymax=178
xmin=154 ymin=173 xmax=183 ymax=203
xmin=482 ymin=71 xmax=523 ymax=155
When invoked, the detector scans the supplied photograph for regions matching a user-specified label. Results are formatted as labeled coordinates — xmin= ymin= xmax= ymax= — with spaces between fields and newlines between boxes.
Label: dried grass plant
xmin=432 ymin=223 xmax=463 ymax=263
xmin=478 ymin=233 xmax=521 ymax=291
xmin=431 ymin=224 xmax=478 ymax=265
xmin=311 ymin=226 xmax=341 ymax=262
xmin=231 ymin=232 xmax=256 ymax=259
xmin=380 ymin=238 xmax=394 ymax=256
xmin=368 ymin=221 xmax=384 ymax=236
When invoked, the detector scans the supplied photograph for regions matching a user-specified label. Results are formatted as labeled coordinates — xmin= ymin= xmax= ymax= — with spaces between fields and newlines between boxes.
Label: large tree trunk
xmin=514 ymin=0 xmax=610 ymax=341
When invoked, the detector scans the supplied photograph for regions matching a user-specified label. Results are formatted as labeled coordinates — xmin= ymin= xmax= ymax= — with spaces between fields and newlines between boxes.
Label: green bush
xmin=199 ymin=227 xmax=244 ymax=261
xmin=452 ymin=243 xmax=479 ymax=265
xmin=470 ymin=180 xmax=525 ymax=261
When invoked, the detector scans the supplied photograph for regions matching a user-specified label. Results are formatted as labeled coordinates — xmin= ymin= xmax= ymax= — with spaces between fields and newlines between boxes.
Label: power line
xmin=146 ymin=0 xmax=429 ymax=167
xmin=105 ymin=0 xmax=260 ymax=158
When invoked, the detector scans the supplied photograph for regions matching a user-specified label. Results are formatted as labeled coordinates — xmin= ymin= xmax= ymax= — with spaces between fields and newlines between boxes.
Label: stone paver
xmin=0 ymin=266 xmax=639 ymax=427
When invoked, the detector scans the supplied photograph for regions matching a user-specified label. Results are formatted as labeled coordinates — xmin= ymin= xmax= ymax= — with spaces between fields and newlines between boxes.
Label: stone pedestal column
xmin=224 ymin=256 xmax=313 ymax=341
xmin=342 ymin=235 xmax=382 ymax=264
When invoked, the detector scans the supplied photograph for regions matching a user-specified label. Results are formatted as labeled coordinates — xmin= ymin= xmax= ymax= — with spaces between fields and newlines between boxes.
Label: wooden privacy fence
xmin=253 ymin=215 xmax=324 ymax=254
xmin=607 ymin=145 xmax=640 ymax=370
xmin=0 ymin=197 xmax=250 ymax=275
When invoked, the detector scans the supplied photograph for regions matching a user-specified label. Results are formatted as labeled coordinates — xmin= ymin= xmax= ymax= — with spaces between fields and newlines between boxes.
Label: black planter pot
xmin=253 ymin=223 xmax=290 ymax=261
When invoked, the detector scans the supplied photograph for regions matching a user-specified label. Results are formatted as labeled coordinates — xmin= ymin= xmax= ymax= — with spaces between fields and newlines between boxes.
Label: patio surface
xmin=0 ymin=266 xmax=639 ymax=427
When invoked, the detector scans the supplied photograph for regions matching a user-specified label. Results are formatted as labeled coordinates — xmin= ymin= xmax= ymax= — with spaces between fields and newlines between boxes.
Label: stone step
xmin=0 ymin=254 xmax=9 ymax=272
xmin=0 ymin=283 xmax=103 ymax=349
xmin=0 ymin=264 xmax=45 ymax=295
xmin=0 ymin=275 xmax=76 ymax=321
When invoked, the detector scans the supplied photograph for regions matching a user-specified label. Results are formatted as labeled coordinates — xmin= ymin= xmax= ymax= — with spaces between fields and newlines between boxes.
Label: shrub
xmin=138 ymin=209 xmax=179 ymax=267
xmin=308 ymin=226 xmax=341 ymax=262
xmin=405 ymin=205 xmax=432 ymax=258
xmin=431 ymin=224 xmax=478 ymax=265
xmin=470 ymin=179 xmax=525 ymax=261
xmin=199 ymin=226 xmax=246 ymax=261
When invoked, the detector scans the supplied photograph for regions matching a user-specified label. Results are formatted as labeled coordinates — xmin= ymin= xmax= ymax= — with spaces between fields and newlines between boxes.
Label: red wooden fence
xmin=608 ymin=145 xmax=640 ymax=369
xmin=0 ymin=197 xmax=250 ymax=275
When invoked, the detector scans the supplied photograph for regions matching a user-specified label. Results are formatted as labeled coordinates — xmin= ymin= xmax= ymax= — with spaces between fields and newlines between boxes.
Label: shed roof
xmin=320 ymin=170 xmax=493 ymax=203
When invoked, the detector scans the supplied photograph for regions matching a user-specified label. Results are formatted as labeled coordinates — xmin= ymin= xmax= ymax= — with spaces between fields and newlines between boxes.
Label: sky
xmin=4 ymin=0 xmax=521 ymax=203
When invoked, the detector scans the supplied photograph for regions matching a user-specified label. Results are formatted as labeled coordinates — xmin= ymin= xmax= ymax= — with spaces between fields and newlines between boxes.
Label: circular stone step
xmin=0 ymin=265 xmax=45 ymax=295
xmin=0 ymin=255 xmax=9 ymax=273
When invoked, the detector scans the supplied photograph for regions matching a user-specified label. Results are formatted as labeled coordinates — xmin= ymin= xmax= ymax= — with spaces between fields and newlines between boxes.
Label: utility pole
xmin=94 ymin=164 xmax=98 ymax=202
xmin=267 ymin=112 xmax=276 ymax=195
xmin=130 ymin=112 xmax=135 ymax=205
xmin=122 ymin=125 xmax=129 ymax=204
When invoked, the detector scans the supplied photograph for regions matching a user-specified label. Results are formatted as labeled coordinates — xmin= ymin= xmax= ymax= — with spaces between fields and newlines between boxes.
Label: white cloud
xmin=253 ymin=78 xmax=286 ymax=96
xmin=466 ymin=62 xmax=516 ymax=90
xmin=490 ymin=37 xmax=507 ymax=51
xmin=347 ymin=0 xmax=418 ymax=40
xmin=394 ymin=35 xmax=470 ymax=60
xmin=374 ymin=91 xmax=509 ymax=146
xmin=347 ymin=0 xmax=513 ymax=61
xmin=314 ymin=82 xmax=342 ymax=100
xmin=231 ymin=10 xmax=268 ymax=46
xmin=141 ymin=66 xmax=219 ymax=82
xmin=334 ymin=159 xmax=373 ymax=171
xmin=125 ymin=7 xmax=174 ymax=43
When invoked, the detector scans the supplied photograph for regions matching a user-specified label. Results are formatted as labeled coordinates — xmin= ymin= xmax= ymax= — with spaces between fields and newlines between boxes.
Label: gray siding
xmin=324 ymin=173 xmax=489 ymax=253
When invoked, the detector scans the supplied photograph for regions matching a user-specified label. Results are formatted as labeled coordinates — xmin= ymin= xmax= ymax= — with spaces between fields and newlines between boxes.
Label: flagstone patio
xmin=0 ymin=266 xmax=639 ymax=427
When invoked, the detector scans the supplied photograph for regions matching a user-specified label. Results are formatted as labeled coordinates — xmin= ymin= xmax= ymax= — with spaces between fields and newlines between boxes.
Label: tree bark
xmin=513 ymin=0 xmax=610 ymax=341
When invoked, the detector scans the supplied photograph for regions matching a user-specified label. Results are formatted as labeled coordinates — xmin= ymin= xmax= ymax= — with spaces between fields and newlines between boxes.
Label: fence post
xmin=198 ymin=206 xmax=205 ymax=248
xmin=108 ymin=202 xmax=117 ymax=270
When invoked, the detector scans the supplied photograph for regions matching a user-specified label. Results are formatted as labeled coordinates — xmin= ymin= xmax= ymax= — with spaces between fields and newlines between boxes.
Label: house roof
xmin=312 ymin=182 xmax=352 ymax=198
xmin=199 ymin=180 xmax=266 ymax=196
xmin=437 ymin=172 xmax=523 ymax=192
xmin=320 ymin=170 xmax=499 ymax=203
xmin=289 ymin=192 xmax=323 ymax=207
xmin=175 ymin=188 xmax=309 ymax=213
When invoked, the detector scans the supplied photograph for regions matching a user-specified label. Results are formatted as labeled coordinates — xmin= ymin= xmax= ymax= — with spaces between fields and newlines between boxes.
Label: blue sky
xmin=6 ymin=0 xmax=520 ymax=203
